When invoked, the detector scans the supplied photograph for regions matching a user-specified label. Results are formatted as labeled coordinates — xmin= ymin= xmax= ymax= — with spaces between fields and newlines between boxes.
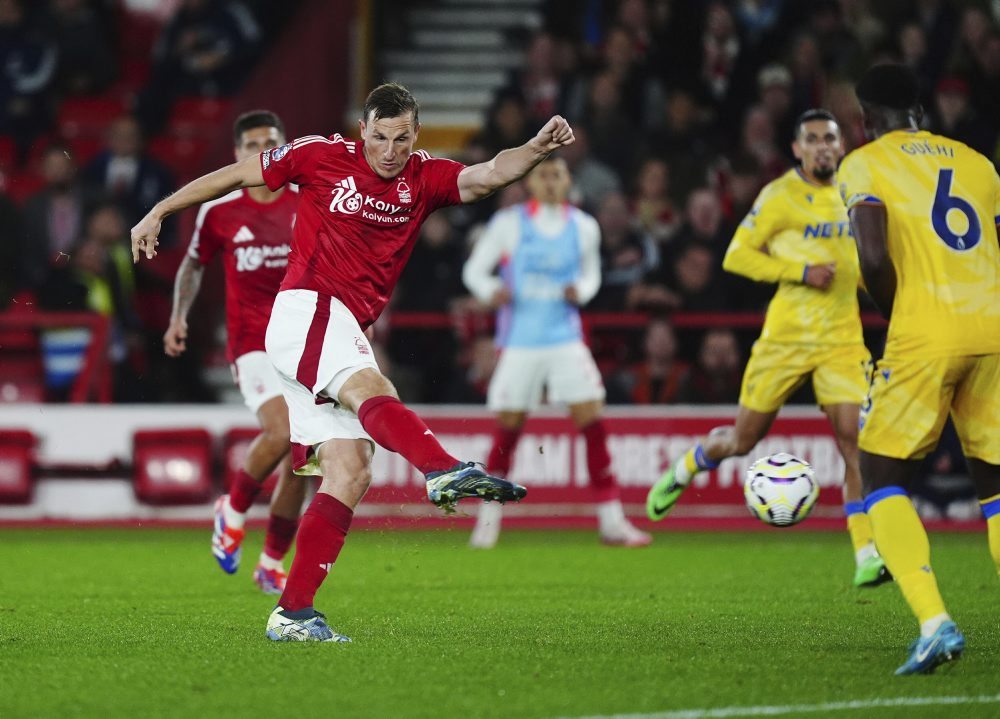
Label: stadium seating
xmin=132 ymin=428 xmax=214 ymax=504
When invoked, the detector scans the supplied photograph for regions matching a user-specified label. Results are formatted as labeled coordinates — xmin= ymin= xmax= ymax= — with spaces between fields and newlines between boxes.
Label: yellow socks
xmin=674 ymin=444 xmax=718 ymax=486
xmin=865 ymin=487 xmax=947 ymax=624
xmin=844 ymin=501 xmax=875 ymax=558
xmin=981 ymin=492 xmax=1000 ymax=577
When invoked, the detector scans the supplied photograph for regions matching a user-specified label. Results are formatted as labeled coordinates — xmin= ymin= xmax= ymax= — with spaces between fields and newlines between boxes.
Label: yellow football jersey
xmin=724 ymin=168 xmax=863 ymax=345
xmin=839 ymin=129 xmax=1000 ymax=359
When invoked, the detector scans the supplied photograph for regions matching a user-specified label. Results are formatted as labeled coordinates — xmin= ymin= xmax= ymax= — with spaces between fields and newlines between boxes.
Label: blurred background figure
xmin=21 ymin=144 xmax=98 ymax=292
xmin=82 ymin=114 xmax=176 ymax=244
xmin=607 ymin=317 xmax=688 ymax=405
xmin=676 ymin=329 xmax=742 ymax=404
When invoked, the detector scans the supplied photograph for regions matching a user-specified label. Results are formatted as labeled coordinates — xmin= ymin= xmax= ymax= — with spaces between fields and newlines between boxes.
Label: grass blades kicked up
xmin=1 ymin=528 xmax=998 ymax=719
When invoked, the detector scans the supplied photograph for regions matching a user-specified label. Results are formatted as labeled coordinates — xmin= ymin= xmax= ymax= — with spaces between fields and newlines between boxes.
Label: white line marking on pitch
xmin=554 ymin=693 xmax=1000 ymax=719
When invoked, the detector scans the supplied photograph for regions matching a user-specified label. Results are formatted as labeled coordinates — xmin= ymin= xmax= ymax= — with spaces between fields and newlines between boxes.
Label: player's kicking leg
xmin=824 ymin=402 xmax=889 ymax=588
xmin=647 ymin=406 xmax=775 ymax=520
xmin=267 ymin=437 xmax=371 ymax=643
xmin=341 ymin=368 xmax=527 ymax=514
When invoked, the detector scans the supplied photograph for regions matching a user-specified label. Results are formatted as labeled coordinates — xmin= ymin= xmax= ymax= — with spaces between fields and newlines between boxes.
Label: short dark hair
xmin=794 ymin=108 xmax=837 ymax=138
xmin=855 ymin=64 xmax=921 ymax=111
xmin=363 ymin=82 xmax=419 ymax=126
xmin=233 ymin=110 xmax=285 ymax=145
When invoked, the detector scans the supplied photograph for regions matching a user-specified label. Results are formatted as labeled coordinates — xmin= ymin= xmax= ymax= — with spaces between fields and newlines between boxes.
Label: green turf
xmin=1 ymin=527 xmax=998 ymax=718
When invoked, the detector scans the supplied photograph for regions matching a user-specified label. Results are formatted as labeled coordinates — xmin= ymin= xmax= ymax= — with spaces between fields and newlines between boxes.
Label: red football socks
xmin=582 ymin=420 xmax=620 ymax=503
xmin=487 ymin=426 xmax=522 ymax=476
xmin=357 ymin=395 xmax=459 ymax=474
xmin=263 ymin=514 xmax=299 ymax=561
xmin=278 ymin=493 xmax=353 ymax=611
xmin=228 ymin=470 xmax=262 ymax=513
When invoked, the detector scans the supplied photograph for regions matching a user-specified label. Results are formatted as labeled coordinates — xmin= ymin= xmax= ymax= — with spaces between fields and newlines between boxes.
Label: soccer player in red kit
xmin=164 ymin=110 xmax=303 ymax=595
xmin=132 ymin=82 xmax=574 ymax=642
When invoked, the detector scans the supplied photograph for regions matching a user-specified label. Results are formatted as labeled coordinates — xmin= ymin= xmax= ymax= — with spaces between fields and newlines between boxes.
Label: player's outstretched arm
xmin=164 ymin=255 xmax=205 ymax=357
xmin=131 ymin=155 xmax=266 ymax=262
xmin=849 ymin=203 xmax=895 ymax=317
xmin=457 ymin=115 xmax=574 ymax=203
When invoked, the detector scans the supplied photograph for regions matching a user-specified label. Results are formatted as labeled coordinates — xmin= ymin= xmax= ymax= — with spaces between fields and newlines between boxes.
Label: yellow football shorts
xmin=739 ymin=340 xmax=871 ymax=413
xmin=859 ymin=353 xmax=1000 ymax=462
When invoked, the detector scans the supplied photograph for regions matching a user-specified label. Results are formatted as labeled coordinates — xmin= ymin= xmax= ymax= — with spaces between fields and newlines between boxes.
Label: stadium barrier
xmin=2 ymin=403 xmax=972 ymax=533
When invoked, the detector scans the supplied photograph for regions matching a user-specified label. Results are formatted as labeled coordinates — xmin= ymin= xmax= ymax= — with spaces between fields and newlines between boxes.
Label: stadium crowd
xmin=1 ymin=0 xmax=999 ymax=444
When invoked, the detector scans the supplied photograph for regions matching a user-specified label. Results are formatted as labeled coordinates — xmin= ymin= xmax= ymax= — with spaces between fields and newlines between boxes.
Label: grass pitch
xmin=1 ymin=527 xmax=998 ymax=719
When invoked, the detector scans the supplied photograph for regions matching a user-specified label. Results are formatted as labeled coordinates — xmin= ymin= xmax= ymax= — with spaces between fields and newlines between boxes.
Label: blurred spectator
xmin=698 ymin=1 xmax=756 ymax=122
xmin=81 ymin=114 xmax=176 ymax=240
xmin=136 ymin=0 xmax=261 ymax=133
xmin=589 ymin=191 xmax=657 ymax=311
xmin=675 ymin=328 xmax=742 ymax=403
xmin=469 ymin=90 xmax=533 ymax=159
xmin=49 ymin=0 xmax=116 ymax=95
xmin=0 ymin=0 xmax=57 ymax=159
xmin=947 ymin=5 xmax=989 ymax=78
xmin=966 ymin=31 xmax=1000 ymax=128
xmin=808 ymin=0 xmax=865 ymax=78
xmin=738 ymin=104 xmax=788 ymax=182
xmin=507 ymin=31 xmax=566 ymax=125
xmin=671 ymin=187 xmax=730 ymax=255
xmin=389 ymin=211 xmax=466 ymax=403
xmin=756 ymin=64 xmax=795 ymax=158
xmin=632 ymin=240 xmax=731 ymax=313
xmin=670 ymin=242 xmax=731 ymax=311
xmin=21 ymin=143 xmax=100 ymax=290
xmin=928 ymin=76 xmax=996 ymax=158
xmin=607 ymin=317 xmax=689 ymax=404
xmin=629 ymin=157 xmax=677 ymax=244
xmin=37 ymin=203 xmax=144 ymax=401
xmin=838 ymin=0 xmax=884 ymax=53
xmin=719 ymin=152 xmax=764 ymax=224
xmin=788 ymin=33 xmax=826 ymax=116
xmin=580 ymin=69 xmax=634 ymax=178
xmin=644 ymin=89 xmax=717 ymax=203
xmin=561 ymin=124 xmax=621 ymax=213
xmin=598 ymin=24 xmax=663 ymax=127
xmin=897 ymin=22 xmax=935 ymax=107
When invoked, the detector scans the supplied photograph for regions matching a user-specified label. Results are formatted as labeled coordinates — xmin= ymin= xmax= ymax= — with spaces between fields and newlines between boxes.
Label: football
xmin=744 ymin=452 xmax=819 ymax=527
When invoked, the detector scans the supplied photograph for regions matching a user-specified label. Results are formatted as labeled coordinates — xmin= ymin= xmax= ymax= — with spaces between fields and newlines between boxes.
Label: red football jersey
xmin=187 ymin=187 xmax=298 ymax=361
xmin=260 ymin=134 xmax=464 ymax=328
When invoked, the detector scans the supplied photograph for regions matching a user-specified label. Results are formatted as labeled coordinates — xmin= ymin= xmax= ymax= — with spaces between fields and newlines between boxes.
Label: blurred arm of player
xmin=163 ymin=255 xmax=204 ymax=357
xmin=723 ymin=192 xmax=835 ymax=290
xmin=457 ymin=116 xmax=575 ymax=203
xmin=848 ymin=203 xmax=895 ymax=317
xmin=565 ymin=214 xmax=601 ymax=305
xmin=462 ymin=210 xmax=515 ymax=308
xmin=131 ymin=155 xmax=264 ymax=262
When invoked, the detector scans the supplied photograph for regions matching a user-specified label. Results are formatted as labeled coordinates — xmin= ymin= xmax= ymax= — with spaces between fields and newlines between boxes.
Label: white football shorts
xmin=265 ymin=289 xmax=376 ymax=474
xmin=232 ymin=350 xmax=284 ymax=414
xmin=487 ymin=341 xmax=606 ymax=411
